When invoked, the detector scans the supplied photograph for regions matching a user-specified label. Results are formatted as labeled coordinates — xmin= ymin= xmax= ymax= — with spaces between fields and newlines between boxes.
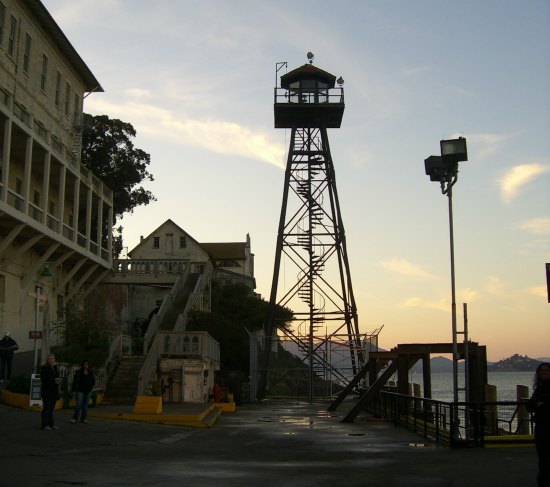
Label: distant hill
xmin=487 ymin=354 xmax=544 ymax=372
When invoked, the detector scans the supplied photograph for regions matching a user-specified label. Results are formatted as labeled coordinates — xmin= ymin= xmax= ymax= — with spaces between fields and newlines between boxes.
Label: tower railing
xmin=274 ymin=87 xmax=344 ymax=105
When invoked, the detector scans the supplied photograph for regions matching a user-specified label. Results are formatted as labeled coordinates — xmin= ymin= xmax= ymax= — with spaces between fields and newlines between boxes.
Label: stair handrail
xmin=138 ymin=331 xmax=163 ymax=395
xmin=143 ymin=265 xmax=190 ymax=353
xmin=173 ymin=261 xmax=213 ymax=331
xmin=103 ymin=332 xmax=132 ymax=383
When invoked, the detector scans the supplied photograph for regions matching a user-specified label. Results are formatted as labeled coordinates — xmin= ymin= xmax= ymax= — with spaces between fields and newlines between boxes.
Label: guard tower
xmin=258 ymin=54 xmax=364 ymax=400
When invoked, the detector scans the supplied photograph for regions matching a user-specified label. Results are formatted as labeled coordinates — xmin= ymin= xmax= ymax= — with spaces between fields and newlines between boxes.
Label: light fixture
xmin=337 ymin=76 xmax=344 ymax=87
xmin=40 ymin=265 xmax=54 ymax=277
xmin=306 ymin=52 xmax=314 ymax=64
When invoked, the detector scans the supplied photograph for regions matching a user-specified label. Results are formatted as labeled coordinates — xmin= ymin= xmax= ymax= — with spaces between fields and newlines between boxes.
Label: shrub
xmin=7 ymin=374 xmax=31 ymax=394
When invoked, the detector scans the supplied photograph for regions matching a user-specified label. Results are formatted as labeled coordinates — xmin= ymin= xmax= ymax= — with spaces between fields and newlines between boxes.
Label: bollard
xmin=516 ymin=385 xmax=529 ymax=435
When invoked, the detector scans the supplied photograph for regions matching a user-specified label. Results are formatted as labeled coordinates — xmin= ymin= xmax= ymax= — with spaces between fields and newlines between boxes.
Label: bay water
xmin=410 ymin=371 xmax=535 ymax=402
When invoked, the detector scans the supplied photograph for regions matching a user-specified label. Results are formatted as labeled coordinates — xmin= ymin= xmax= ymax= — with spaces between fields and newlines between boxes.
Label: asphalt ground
xmin=0 ymin=399 xmax=536 ymax=487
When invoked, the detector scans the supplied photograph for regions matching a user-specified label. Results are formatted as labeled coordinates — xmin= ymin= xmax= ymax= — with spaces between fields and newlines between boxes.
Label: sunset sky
xmin=42 ymin=0 xmax=550 ymax=361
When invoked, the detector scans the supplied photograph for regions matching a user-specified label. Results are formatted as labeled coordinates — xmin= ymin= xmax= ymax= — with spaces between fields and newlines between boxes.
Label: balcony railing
xmin=7 ymin=190 xmax=24 ymax=212
xmin=47 ymin=215 xmax=59 ymax=232
xmin=62 ymin=224 xmax=74 ymax=240
xmin=114 ymin=259 xmax=186 ymax=275
xmin=77 ymin=232 xmax=87 ymax=248
xmin=13 ymin=102 xmax=31 ymax=127
xmin=28 ymin=203 xmax=43 ymax=222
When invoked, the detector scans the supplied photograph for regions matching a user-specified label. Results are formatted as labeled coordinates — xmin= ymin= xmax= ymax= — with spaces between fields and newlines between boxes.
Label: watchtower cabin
xmin=274 ymin=59 xmax=345 ymax=128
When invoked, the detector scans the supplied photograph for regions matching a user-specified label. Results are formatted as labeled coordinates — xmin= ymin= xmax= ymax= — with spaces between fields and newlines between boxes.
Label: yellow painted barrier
xmin=133 ymin=395 xmax=162 ymax=414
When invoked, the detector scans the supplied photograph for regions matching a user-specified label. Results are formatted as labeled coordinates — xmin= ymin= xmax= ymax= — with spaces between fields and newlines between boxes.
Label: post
xmin=447 ymin=185 xmax=459 ymax=405
xmin=33 ymin=286 xmax=42 ymax=373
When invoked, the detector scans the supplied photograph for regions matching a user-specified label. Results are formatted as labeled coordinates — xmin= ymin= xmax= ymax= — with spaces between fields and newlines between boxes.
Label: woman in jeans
xmin=70 ymin=360 xmax=95 ymax=424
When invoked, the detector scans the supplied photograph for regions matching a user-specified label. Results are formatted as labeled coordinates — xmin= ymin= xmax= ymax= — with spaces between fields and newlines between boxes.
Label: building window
xmin=23 ymin=34 xmax=31 ymax=73
xmin=180 ymin=236 xmax=187 ymax=248
xmin=33 ymin=190 xmax=40 ymax=205
xmin=64 ymin=82 xmax=71 ymax=115
xmin=55 ymin=72 xmax=61 ymax=106
xmin=40 ymin=55 xmax=48 ymax=91
xmin=15 ymin=177 xmax=22 ymax=194
xmin=0 ymin=3 xmax=5 ymax=46
xmin=153 ymin=236 xmax=160 ymax=248
xmin=49 ymin=200 xmax=55 ymax=215
xmin=7 ymin=15 xmax=15 ymax=56
xmin=73 ymin=93 xmax=80 ymax=123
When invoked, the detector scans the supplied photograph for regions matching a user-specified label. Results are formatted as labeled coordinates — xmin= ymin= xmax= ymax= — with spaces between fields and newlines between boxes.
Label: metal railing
xmin=274 ymin=87 xmax=344 ymax=105
xmin=114 ymin=258 xmax=186 ymax=275
xmin=377 ymin=391 xmax=534 ymax=447
xmin=102 ymin=333 xmax=132 ymax=385
xmin=173 ymin=262 xmax=212 ymax=331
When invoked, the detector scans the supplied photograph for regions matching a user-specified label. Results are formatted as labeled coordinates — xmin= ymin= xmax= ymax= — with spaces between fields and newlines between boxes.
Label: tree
xmin=187 ymin=282 xmax=293 ymax=372
xmin=81 ymin=114 xmax=155 ymax=256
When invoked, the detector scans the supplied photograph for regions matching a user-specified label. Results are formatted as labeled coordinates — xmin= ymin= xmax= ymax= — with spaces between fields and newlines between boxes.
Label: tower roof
xmin=280 ymin=63 xmax=337 ymax=89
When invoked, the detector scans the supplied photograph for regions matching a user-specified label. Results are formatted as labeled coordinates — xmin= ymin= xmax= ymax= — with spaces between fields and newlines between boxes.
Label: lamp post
xmin=33 ymin=285 xmax=42 ymax=373
xmin=424 ymin=137 xmax=468 ymax=405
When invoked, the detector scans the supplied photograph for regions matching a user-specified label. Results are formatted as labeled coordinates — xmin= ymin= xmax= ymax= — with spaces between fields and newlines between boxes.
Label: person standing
xmin=527 ymin=362 xmax=550 ymax=487
xmin=70 ymin=360 xmax=95 ymax=424
xmin=40 ymin=354 xmax=61 ymax=431
xmin=0 ymin=331 xmax=19 ymax=382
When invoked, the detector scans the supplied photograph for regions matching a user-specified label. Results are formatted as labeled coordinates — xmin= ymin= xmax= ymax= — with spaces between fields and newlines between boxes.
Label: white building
xmin=0 ymin=0 xmax=111 ymax=362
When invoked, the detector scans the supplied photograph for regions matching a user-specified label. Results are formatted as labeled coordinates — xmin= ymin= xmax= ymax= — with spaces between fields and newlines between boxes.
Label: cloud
xmin=517 ymin=216 xmax=550 ymax=236
xmin=379 ymin=257 xmax=436 ymax=279
xmin=85 ymin=97 xmax=286 ymax=169
xmin=400 ymin=286 xmax=478 ymax=312
xmin=498 ymin=163 xmax=550 ymax=203
xmin=465 ymin=132 xmax=517 ymax=160
xmin=525 ymin=286 xmax=548 ymax=299
xmin=484 ymin=276 xmax=507 ymax=297
xmin=400 ymin=297 xmax=447 ymax=312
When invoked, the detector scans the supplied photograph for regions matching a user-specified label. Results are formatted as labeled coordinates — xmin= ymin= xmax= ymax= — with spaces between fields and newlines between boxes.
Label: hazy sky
xmin=42 ymin=0 xmax=549 ymax=361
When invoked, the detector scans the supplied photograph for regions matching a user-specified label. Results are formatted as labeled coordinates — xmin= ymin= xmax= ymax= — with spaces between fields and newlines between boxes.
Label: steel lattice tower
xmin=258 ymin=56 xmax=364 ymax=400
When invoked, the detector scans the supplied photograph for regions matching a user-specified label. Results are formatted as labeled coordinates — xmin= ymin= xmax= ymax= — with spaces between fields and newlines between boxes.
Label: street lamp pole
xmin=446 ymin=180 xmax=459 ymax=404
xmin=424 ymin=137 xmax=468 ymax=406
xmin=33 ymin=285 xmax=42 ymax=373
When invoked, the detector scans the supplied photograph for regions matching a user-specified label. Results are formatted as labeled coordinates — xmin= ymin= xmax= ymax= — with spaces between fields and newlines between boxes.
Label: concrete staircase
xmin=103 ymin=356 xmax=145 ymax=405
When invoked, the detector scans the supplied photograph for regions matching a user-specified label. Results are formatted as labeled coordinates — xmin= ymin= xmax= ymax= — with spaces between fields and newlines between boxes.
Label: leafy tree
xmin=52 ymin=307 xmax=112 ymax=367
xmin=187 ymin=282 xmax=293 ymax=372
xmin=81 ymin=113 xmax=155 ymax=256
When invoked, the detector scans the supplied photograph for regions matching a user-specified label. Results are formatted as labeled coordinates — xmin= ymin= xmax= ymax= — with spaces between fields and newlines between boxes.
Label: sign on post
xmin=30 ymin=374 xmax=42 ymax=407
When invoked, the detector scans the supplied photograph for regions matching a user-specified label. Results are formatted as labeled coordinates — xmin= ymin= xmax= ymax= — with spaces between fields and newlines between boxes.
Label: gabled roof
xmin=25 ymin=1 xmax=103 ymax=92
xmin=201 ymin=242 xmax=246 ymax=260
xmin=127 ymin=219 xmax=201 ymax=257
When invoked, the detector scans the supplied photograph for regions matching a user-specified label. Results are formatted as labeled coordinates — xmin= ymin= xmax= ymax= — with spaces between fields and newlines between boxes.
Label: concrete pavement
xmin=0 ymin=399 xmax=535 ymax=486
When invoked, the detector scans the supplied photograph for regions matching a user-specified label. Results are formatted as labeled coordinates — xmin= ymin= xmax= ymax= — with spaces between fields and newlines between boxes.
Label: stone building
xmin=0 ymin=0 xmax=111 ymax=364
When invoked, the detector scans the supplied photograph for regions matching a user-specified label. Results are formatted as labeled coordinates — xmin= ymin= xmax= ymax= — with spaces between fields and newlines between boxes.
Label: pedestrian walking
xmin=70 ymin=360 xmax=95 ymax=424
xmin=527 ymin=362 xmax=550 ymax=487
xmin=0 ymin=331 xmax=19 ymax=382
xmin=40 ymin=354 xmax=61 ymax=430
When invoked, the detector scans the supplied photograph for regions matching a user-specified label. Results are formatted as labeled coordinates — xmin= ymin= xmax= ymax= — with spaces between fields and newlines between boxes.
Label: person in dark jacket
xmin=40 ymin=354 xmax=61 ymax=430
xmin=70 ymin=360 xmax=95 ymax=424
xmin=527 ymin=362 xmax=550 ymax=487
xmin=0 ymin=331 xmax=18 ymax=382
